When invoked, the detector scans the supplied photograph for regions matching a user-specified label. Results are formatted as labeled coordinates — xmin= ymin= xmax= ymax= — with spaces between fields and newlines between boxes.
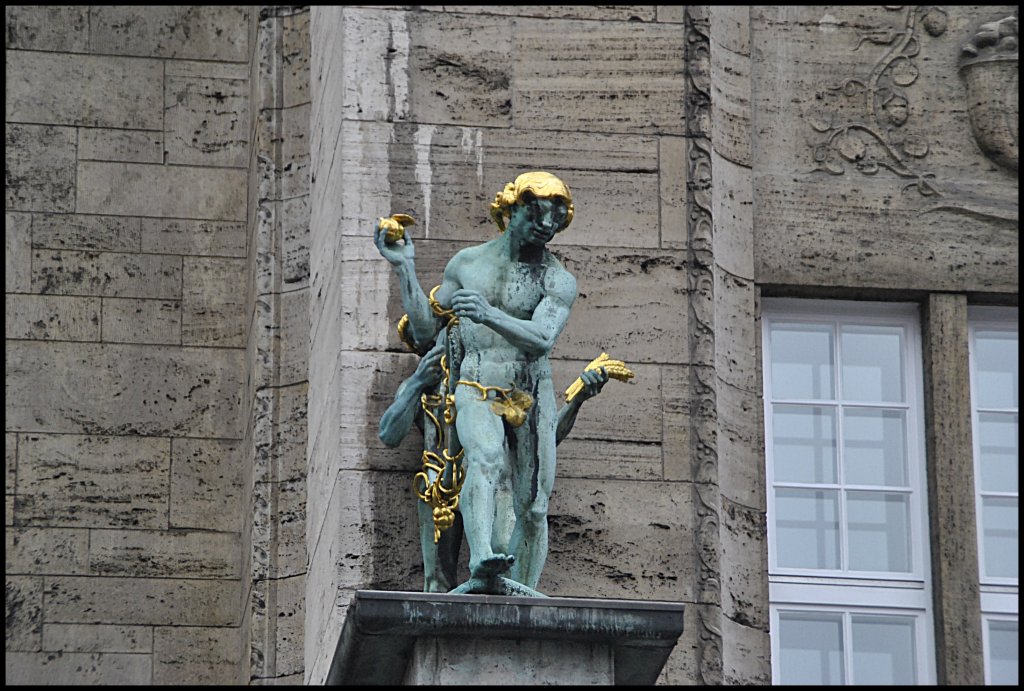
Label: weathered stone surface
xmin=5 ymin=433 xmax=15 ymax=492
xmin=4 ymin=652 xmax=152 ymax=685
xmin=711 ymin=152 xmax=755 ymax=280
xmin=660 ymin=136 xmax=688 ymax=250
xmin=165 ymin=74 xmax=249 ymax=167
xmin=656 ymin=6 xmax=686 ymax=23
xmin=42 ymin=624 xmax=152 ymax=654
xmin=5 ymin=576 xmax=43 ymax=651
xmin=31 ymin=214 xmax=142 ymax=253
xmin=153 ymin=625 xmax=241 ymax=684
xmin=710 ymin=7 xmax=752 ymax=168
xmin=140 ymin=218 xmax=246 ymax=258
xmin=183 ymin=257 xmax=247 ymax=347
xmin=721 ymin=613 xmax=770 ymax=685
xmin=923 ymin=295 xmax=986 ymax=684
xmin=275 ymin=104 xmax=313 ymax=201
xmin=276 ymin=289 xmax=310 ymax=388
xmin=6 ymin=528 xmax=89 ymax=575
xmin=282 ymin=10 xmax=311 ymax=109
xmin=331 ymin=121 xmax=661 ymax=249
xmin=89 ymin=6 xmax=249 ymax=62
xmin=5 ymin=51 xmax=162 ymax=129
xmin=89 ymin=529 xmax=240 ymax=578
xmin=15 ymin=434 xmax=169 ymax=529
xmin=77 ymin=162 xmax=247 ymax=221
xmin=102 ymin=298 xmax=181 ymax=345
xmin=544 ymin=478 xmax=693 ymax=601
xmin=5 ymin=6 xmax=88 ymax=51
xmin=6 ymin=212 xmax=32 ymax=292
xmin=5 ymin=125 xmax=76 ymax=212
xmin=170 ymin=438 xmax=243 ymax=533
xmin=716 ymin=379 xmax=764 ymax=510
xmin=32 ymin=249 xmax=181 ymax=299
xmin=718 ymin=496 xmax=768 ymax=632
xmin=253 ymin=480 xmax=306 ymax=581
xmin=662 ymin=365 xmax=692 ymax=482
xmin=253 ymin=383 xmax=307 ymax=486
xmin=513 ymin=18 xmax=685 ymax=134
xmin=6 ymin=342 xmax=244 ymax=438
xmin=436 ymin=6 xmax=657 ymax=21
xmin=5 ymin=294 xmax=101 ymax=341
xmin=78 ymin=128 xmax=163 ymax=164
xmin=44 ymin=576 xmax=240 ymax=626
xmin=551 ymin=245 xmax=688 ymax=364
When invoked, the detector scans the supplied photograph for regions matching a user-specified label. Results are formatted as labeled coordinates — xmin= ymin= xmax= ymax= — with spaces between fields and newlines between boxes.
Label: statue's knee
xmin=522 ymin=500 xmax=549 ymax=536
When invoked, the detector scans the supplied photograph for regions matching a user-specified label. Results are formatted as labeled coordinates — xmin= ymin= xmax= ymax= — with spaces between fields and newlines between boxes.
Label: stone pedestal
xmin=326 ymin=590 xmax=685 ymax=686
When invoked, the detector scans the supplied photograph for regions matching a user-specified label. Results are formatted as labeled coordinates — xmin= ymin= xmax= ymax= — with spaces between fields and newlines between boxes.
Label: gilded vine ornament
xmin=807 ymin=6 xmax=948 ymax=196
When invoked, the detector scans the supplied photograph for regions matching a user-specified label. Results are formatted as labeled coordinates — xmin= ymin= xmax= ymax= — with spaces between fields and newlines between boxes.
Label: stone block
xmin=78 ymin=128 xmax=163 ymax=164
xmin=165 ymin=74 xmax=249 ymax=167
xmin=5 ymin=294 xmax=101 ymax=341
xmin=32 ymin=249 xmax=181 ymax=299
xmin=153 ymin=625 xmax=241 ymax=684
xmin=5 ymin=433 xmax=15 ymax=491
xmin=721 ymin=613 xmax=770 ymax=685
xmin=716 ymin=379 xmax=765 ymax=510
xmin=718 ymin=496 xmax=768 ymax=632
xmin=4 ymin=652 xmax=152 ymax=685
xmin=102 ymin=298 xmax=181 ymax=345
xmin=89 ymin=529 xmax=240 ymax=579
xmin=710 ymin=11 xmax=753 ymax=167
xmin=550 ymin=245 xmax=688 ymax=364
xmin=544 ymin=478 xmax=693 ymax=601
xmin=252 ymin=383 xmax=308 ymax=486
xmin=15 ymin=434 xmax=169 ymax=529
xmin=183 ymin=257 xmax=247 ymax=347
xmin=513 ymin=18 xmax=685 ymax=134
xmin=710 ymin=152 xmax=755 ymax=280
xmin=170 ymin=438 xmax=243 ymax=533
xmin=713 ymin=271 xmax=758 ymax=393
xmin=6 ymin=212 xmax=32 ymax=292
xmin=31 ymin=214 xmax=142 ymax=253
xmin=5 ymin=51 xmax=162 ymax=129
xmin=5 ymin=124 xmax=76 ymax=212
xmin=660 ymin=136 xmax=688 ymax=250
xmin=656 ymin=6 xmax=686 ymax=23
xmin=252 ymin=480 xmax=306 ymax=581
xmin=251 ymin=574 xmax=305 ymax=678
xmin=6 ymin=341 xmax=244 ymax=438
xmin=44 ymin=576 xmax=240 ymax=626
xmin=279 ymin=104 xmax=312 ymax=201
xmin=277 ymin=289 xmax=310 ymax=388
xmin=6 ymin=528 xmax=89 ymax=575
xmin=165 ymin=59 xmax=250 ymax=81
xmin=282 ymin=10 xmax=311 ymax=108
xmin=4 ymin=6 xmax=88 ymax=51
xmin=6 ymin=576 xmax=43 ymax=651
xmin=89 ymin=6 xmax=249 ymax=62
xmin=77 ymin=162 xmax=247 ymax=221
xmin=662 ymin=365 xmax=692 ymax=482
xmin=438 ymin=7 xmax=657 ymax=21
xmin=5 ymin=496 xmax=13 ymax=526
xmin=140 ymin=218 xmax=246 ymax=258
xmin=41 ymin=624 xmax=152 ymax=654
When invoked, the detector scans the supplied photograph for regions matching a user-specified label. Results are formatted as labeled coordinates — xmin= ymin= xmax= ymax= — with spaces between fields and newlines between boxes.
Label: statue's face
xmin=509 ymin=192 xmax=569 ymax=246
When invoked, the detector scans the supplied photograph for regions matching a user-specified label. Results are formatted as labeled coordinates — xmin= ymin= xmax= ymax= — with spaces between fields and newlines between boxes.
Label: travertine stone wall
xmin=241 ymin=6 xmax=311 ymax=685
xmin=5 ymin=6 xmax=250 ymax=685
xmin=307 ymin=5 xmax=710 ymax=685
xmin=751 ymin=6 xmax=1018 ymax=293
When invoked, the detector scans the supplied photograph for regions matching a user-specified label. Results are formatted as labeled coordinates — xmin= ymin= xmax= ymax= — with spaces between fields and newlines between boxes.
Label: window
xmin=968 ymin=306 xmax=1019 ymax=685
xmin=763 ymin=299 xmax=934 ymax=684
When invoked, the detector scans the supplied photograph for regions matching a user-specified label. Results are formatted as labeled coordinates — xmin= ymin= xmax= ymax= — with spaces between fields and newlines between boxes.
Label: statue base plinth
xmin=326 ymin=590 xmax=685 ymax=686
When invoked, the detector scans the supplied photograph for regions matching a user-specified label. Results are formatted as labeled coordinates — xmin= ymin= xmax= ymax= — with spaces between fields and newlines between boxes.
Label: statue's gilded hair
xmin=489 ymin=171 xmax=574 ymax=233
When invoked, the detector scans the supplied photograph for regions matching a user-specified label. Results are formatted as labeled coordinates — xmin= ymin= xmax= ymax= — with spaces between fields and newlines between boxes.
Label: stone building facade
xmin=5 ymin=5 xmax=1017 ymax=685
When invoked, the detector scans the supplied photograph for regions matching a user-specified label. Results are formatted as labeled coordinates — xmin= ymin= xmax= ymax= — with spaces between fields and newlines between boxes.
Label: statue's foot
xmin=470 ymin=553 xmax=515 ymax=580
xmin=448 ymin=575 xmax=548 ymax=597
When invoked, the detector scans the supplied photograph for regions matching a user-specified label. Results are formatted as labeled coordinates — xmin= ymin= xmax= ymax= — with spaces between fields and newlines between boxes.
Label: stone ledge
xmin=327 ymin=590 xmax=685 ymax=686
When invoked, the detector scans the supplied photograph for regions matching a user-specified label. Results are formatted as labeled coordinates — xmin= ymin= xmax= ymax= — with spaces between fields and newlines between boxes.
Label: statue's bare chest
xmin=461 ymin=260 xmax=546 ymax=320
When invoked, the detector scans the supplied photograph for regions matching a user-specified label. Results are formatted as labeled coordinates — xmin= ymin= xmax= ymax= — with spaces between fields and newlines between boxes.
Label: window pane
xmin=771 ymin=323 xmax=834 ymax=400
xmin=851 ymin=615 xmax=917 ymax=684
xmin=982 ymin=497 xmax=1019 ymax=579
xmin=988 ymin=620 xmax=1019 ymax=685
xmin=847 ymin=491 xmax=912 ymax=573
xmin=775 ymin=489 xmax=840 ymax=570
xmin=977 ymin=412 xmax=1019 ymax=493
xmin=843 ymin=408 xmax=908 ymax=487
xmin=773 ymin=405 xmax=837 ymax=484
xmin=974 ymin=330 xmax=1019 ymax=409
xmin=841 ymin=326 xmax=904 ymax=402
xmin=779 ymin=612 xmax=845 ymax=685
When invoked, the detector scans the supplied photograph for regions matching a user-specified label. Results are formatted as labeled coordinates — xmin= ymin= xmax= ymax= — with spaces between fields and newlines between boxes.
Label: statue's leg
xmin=417 ymin=497 xmax=450 ymax=593
xmin=509 ymin=386 xmax=557 ymax=589
xmin=454 ymin=388 xmax=514 ymax=579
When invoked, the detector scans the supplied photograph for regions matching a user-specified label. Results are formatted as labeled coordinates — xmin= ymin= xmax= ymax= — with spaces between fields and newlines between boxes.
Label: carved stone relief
xmin=959 ymin=10 xmax=1018 ymax=171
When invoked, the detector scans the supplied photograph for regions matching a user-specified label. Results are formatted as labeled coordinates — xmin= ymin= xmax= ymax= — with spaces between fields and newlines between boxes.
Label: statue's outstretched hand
xmin=575 ymin=367 xmax=609 ymax=402
xmin=451 ymin=289 xmax=493 ymax=324
xmin=374 ymin=218 xmax=415 ymax=266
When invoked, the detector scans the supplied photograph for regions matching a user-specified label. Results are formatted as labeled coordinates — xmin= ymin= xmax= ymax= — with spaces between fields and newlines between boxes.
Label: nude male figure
xmin=374 ymin=172 xmax=576 ymax=592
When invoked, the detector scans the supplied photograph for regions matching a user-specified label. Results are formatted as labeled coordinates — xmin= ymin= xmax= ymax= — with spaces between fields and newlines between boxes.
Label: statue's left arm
xmin=450 ymin=269 xmax=576 ymax=357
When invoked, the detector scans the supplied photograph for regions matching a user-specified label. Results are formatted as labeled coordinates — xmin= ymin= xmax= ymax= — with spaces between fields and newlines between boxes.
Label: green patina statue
xmin=374 ymin=172 xmax=633 ymax=596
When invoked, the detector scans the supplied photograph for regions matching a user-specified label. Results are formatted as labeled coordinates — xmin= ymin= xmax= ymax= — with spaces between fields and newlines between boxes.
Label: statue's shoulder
xmin=543 ymin=252 xmax=577 ymax=299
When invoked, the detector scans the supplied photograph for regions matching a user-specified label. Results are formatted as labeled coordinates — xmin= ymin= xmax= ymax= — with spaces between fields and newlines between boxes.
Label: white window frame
xmin=967 ymin=305 xmax=1019 ymax=685
xmin=763 ymin=298 xmax=934 ymax=685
